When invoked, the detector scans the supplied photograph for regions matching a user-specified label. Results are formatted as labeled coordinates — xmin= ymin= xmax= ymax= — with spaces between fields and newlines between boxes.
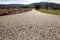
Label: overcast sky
xmin=0 ymin=0 xmax=60 ymax=4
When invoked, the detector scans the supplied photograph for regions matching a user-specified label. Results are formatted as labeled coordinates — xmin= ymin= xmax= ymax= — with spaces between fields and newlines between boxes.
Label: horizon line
xmin=0 ymin=1 xmax=60 ymax=4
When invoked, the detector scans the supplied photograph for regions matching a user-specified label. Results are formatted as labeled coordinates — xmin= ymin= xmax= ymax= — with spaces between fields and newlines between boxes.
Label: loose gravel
xmin=0 ymin=9 xmax=60 ymax=40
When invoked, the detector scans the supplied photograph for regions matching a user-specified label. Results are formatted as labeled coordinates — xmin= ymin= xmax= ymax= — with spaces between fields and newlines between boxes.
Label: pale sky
xmin=0 ymin=0 xmax=60 ymax=4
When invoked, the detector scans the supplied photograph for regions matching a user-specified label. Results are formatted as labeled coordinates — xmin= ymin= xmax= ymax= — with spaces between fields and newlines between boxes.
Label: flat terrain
xmin=39 ymin=9 xmax=60 ymax=15
xmin=0 ymin=9 xmax=60 ymax=40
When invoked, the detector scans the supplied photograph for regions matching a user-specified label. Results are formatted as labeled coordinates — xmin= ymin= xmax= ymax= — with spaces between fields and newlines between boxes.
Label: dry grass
xmin=0 ymin=8 xmax=32 ymax=16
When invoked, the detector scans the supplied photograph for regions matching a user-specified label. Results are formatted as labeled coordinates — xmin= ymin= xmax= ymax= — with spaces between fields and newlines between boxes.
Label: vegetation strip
xmin=38 ymin=9 xmax=60 ymax=15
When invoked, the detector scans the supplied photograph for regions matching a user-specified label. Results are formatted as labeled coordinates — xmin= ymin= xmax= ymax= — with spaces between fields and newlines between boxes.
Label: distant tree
xmin=45 ymin=3 xmax=49 ymax=9
xmin=39 ymin=5 xmax=42 ymax=9
xmin=49 ymin=3 xmax=55 ymax=9
xmin=45 ymin=3 xmax=55 ymax=9
xmin=20 ymin=5 xmax=30 ymax=8
xmin=34 ymin=4 xmax=40 ymax=9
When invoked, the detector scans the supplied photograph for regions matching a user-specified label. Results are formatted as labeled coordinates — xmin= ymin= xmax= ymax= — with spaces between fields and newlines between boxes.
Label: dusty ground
xmin=0 ymin=9 xmax=60 ymax=40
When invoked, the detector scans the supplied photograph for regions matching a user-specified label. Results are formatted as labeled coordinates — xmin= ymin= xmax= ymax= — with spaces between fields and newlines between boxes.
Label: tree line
xmin=34 ymin=3 xmax=60 ymax=10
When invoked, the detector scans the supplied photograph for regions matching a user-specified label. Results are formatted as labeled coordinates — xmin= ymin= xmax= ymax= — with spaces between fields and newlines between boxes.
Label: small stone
xmin=47 ymin=25 xmax=49 ymax=27
xmin=0 ymin=37 xmax=1 ymax=39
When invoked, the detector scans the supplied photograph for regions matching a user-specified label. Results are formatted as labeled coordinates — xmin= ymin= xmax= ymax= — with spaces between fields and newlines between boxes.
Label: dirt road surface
xmin=0 ymin=9 xmax=60 ymax=40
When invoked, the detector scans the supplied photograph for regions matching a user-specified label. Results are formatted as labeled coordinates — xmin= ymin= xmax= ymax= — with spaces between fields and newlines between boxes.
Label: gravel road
xmin=0 ymin=9 xmax=60 ymax=40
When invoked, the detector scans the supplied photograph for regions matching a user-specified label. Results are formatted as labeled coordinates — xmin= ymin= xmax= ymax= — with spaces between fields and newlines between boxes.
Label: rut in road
xmin=0 ymin=9 xmax=60 ymax=40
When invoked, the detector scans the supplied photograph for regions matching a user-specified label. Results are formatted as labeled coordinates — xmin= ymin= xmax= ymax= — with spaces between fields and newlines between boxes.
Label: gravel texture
xmin=0 ymin=9 xmax=60 ymax=40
